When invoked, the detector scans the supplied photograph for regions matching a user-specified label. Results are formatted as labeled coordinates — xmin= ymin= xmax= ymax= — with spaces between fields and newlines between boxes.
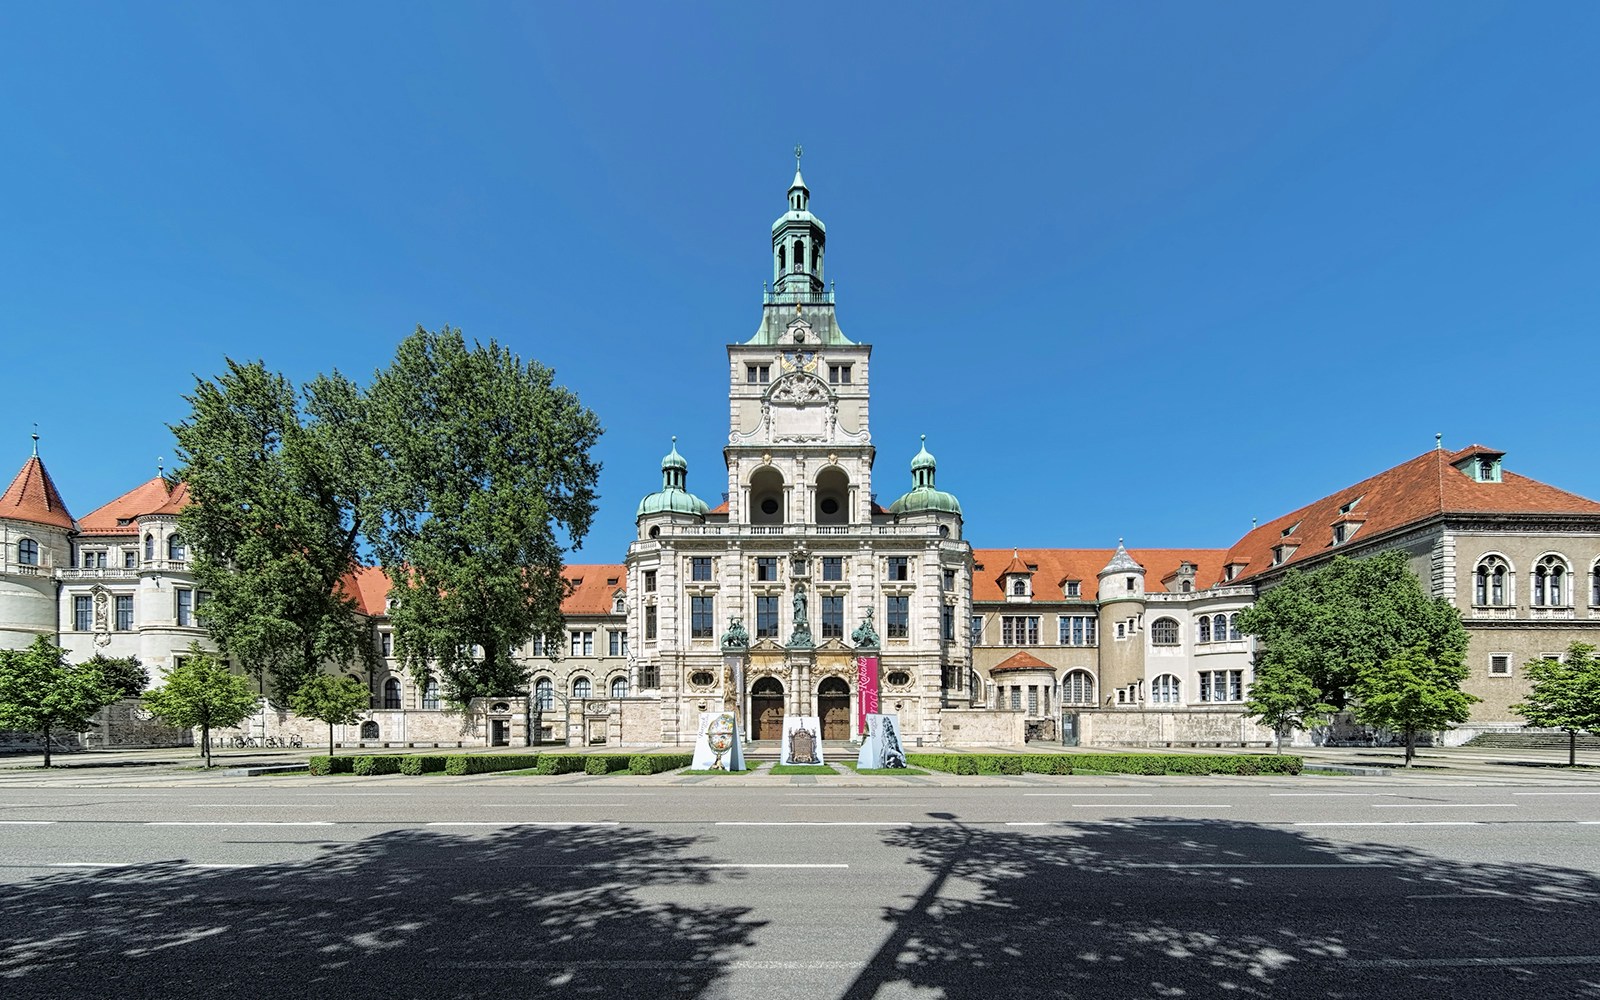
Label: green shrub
xmin=584 ymin=755 xmax=631 ymax=775
xmin=629 ymin=753 xmax=693 ymax=774
xmin=903 ymin=752 xmax=1301 ymax=776
xmin=535 ymin=754 xmax=586 ymax=775
xmin=351 ymin=755 xmax=402 ymax=776
xmin=399 ymin=756 xmax=449 ymax=775
xmin=443 ymin=754 xmax=540 ymax=775
xmin=308 ymin=755 xmax=354 ymax=775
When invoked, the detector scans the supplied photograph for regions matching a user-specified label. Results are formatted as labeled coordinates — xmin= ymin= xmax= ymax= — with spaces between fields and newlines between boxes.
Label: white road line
xmin=1578 ymin=821 xmax=1600 ymax=825
xmin=1024 ymin=793 xmax=1152 ymax=797
xmin=1069 ymin=804 xmax=1233 ymax=809
xmin=1371 ymin=803 xmax=1516 ymax=809
xmin=189 ymin=804 xmax=333 ymax=808
xmin=781 ymin=803 xmax=932 ymax=807
xmin=1347 ymin=955 xmax=1600 ymax=969
xmin=1270 ymin=793 xmax=1396 ymax=797
xmin=147 ymin=821 xmax=336 ymax=827
xmin=425 ymin=821 xmax=620 ymax=827
xmin=295 ymin=792 xmax=413 ymax=797
xmin=1295 ymin=821 xmax=1481 ymax=827
xmin=1126 ymin=863 xmax=1386 ymax=869
xmin=1512 ymin=791 xmax=1600 ymax=796
xmin=716 ymin=821 xmax=912 ymax=827
xmin=50 ymin=862 xmax=131 ymax=868
xmin=1005 ymin=822 xmax=1049 ymax=827
xmin=0 ymin=820 xmax=55 ymax=825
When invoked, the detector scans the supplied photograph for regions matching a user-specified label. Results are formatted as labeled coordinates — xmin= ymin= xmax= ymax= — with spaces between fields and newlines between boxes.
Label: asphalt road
xmin=3 ymin=774 xmax=1599 ymax=999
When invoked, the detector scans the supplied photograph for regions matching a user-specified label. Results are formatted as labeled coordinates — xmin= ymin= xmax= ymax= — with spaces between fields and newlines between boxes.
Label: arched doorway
xmin=818 ymin=676 xmax=851 ymax=740
xmin=814 ymin=467 xmax=850 ymax=525
xmin=751 ymin=676 xmax=785 ymax=741
xmin=750 ymin=468 xmax=786 ymax=525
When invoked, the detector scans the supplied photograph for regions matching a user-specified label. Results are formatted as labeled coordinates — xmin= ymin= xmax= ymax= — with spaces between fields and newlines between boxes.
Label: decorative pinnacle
xmin=794 ymin=143 xmax=803 ymax=169
xmin=1435 ymin=432 xmax=1442 ymax=450
xmin=31 ymin=424 xmax=38 ymax=457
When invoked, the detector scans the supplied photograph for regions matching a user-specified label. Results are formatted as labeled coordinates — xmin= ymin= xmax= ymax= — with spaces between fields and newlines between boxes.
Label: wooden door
xmin=819 ymin=696 xmax=850 ymax=740
xmin=753 ymin=697 xmax=784 ymax=740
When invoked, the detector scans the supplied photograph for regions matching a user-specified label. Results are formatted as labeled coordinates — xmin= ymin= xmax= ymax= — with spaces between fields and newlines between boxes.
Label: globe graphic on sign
xmin=706 ymin=713 xmax=736 ymax=754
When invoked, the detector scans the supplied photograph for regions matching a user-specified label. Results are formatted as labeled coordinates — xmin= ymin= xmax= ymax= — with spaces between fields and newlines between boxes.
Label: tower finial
xmin=794 ymin=143 xmax=803 ymax=170
xmin=1435 ymin=432 xmax=1442 ymax=451
xmin=31 ymin=423 xmax=38 ymax=457
xmin=157 ymin=456 xmax=164 ymax=480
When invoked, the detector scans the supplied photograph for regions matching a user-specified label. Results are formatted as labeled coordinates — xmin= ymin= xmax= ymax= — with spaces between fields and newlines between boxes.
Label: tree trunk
xmin=1570 ymin=730 xmax=1578 ymax=768
xmin=202 ymin=724 xmax=211 ymax=768
xmin=42 ymin=722 xmax=52 ymax=768
xmin=1404 ymin=729 xmax=1415 ymax=767
xmin=328 ymin=721 xmax=335 ymax=757
xmin=1276 ymin=727 xmax=1285 ymax=754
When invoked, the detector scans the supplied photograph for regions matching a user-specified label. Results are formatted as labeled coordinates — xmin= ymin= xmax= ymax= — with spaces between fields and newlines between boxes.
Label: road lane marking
xmin=1295 ymin=821 xmax=1480 ymax=827
xmin=1270 ymin=793 xmax=1396 ymax=797
xmin=1069 ymin=804 xmax=1232 ymax=809
xmin=1005 ymin=822 xmax=1049 ymax=827
xmin=189 ymin=804 xmax=334 ymax=808
xmin=1371 ymin=803 xmax=1515 ymax=809
xmin=425 ymin=821 xmax=620 ymax=827
xmin=1025 ymin=793 xmax=1152 ymax=797
xmin=716 ymin=821 xmax=912 ymax=827
xmin=781 ymin=803 xmax=932 ymax=807
xmin=1512 ymin=791 xmax=1600 ymax=796
xmin=147 ymin=821 xmax=336 ymax=827
xmin=50 ymin=862 xmax=131 ymax=868
xmin=0 ymin=820 xmax=55 ymax=825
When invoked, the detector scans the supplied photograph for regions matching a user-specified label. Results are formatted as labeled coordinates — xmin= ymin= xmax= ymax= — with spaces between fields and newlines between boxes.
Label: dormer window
xmin=1064 ymin=580 xmax=1080 ymax=598
xmin=1333 ymin=524 xmax=1347 ymax=544
xmin=1452 ymin=449 xmax=1505 ymax=483
xmin=1281 ymin=521 xmax=1300 ymax=538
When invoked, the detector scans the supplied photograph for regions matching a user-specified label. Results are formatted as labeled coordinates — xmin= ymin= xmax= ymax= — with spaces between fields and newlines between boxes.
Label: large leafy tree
xmin=79 ymin=654 xmax=149 ymax=699
xmin=1236 ymin=551 xmax=1469 ymax=708
xmin=1355 ymin=646 xmax=1479 ymax=766
xmin=172 ymin=359 xmax=377 ymax=699
xmin=365 ymin=327 xmax=601 ymax=707
xmin=1242 ymin=660 xmax=1335 ymax=753
xmin=143 ymin=646 xmax=261 ymax=768
xmin=290 ymin=673 xmax=371 ymax=757
xmin=1513 ymin=643 xmax=1600 ymax=767
xmin=0 ymin=637 xmax=118 ymax=767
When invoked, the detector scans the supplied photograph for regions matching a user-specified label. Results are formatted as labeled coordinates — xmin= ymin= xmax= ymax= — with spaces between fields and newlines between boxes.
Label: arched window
xmin=778 ymin=245 xmax=786 ymax=271
xmin=1197 ymin=616 xmax=1212 ymax=643
xmin=1534 ymin=555 xmax=1570 ymax=607
xmin=1475 ymin=555 xmax=1511 ymax=606
xmin=793 ymin=239 xmax=804 ymax=270
xmin=1150 ymin=617 xmax=1180 ymax=646
xmin=1012 ymin=579 xmax=1026 ymax=596
xmin=421 ymin=680 xmax=440 ymax=710
xmin=1180 ymin=580 xmax=1192 ymax=593
xmin=1151 ymin=674 xmax=1181 ymax=704
xmin=167 ymin=534 xmax=187 ymax=561
xmin=1228 ymin=614 xmax=1242 ymax=641
xmin=16 ymin=538 xmax=38 ymax=566
xmin=144 ymin=533 xmax=155 ymax=561
xmin=534 ymin=678 xmax=554 ymax=711
xmin=359 ymin=720 xmax=379 ymax=740
xmin=610 ymin=677 xmax=628 ymax=699
xmin=1592 ymin=560 xmax=1600 ymax=607
xmin=383 ymin=678 xmax=402 ymax=709
xmin=1210 ymin=613 xmax=1228 ymax=641
xmin=572 ymin=677 xmax=592 ymax=700
xmin=1062 ymin=670 xmax=1095 ymax=705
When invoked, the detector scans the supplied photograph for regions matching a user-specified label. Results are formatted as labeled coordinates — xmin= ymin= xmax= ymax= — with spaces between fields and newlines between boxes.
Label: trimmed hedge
xmin=351 ymin=755 xmax=403 ymax=776
xmin=905 ymin=752 xmax=1301 ymax=776
xmin=308 ymin=755 xmax=355 ymax=775
xmin=443 ymin=754 xmax=541 ymax=776
xmin=629 ymin=753 xmax=693 ymax=774
xmin=584 ymin=755 xmax=632 ymax=775
xmin=535 ymin=754 xmax=588 ymax=775
xmin=399 ymin=755 xmax=449 ymax=775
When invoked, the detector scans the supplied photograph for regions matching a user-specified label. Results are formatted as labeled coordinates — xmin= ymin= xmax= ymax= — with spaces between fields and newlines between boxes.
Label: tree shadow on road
xmin=0 ymin=825 xmax=763 ymax=999
xmin=844 ymin=815 xmax=1600 ymax=999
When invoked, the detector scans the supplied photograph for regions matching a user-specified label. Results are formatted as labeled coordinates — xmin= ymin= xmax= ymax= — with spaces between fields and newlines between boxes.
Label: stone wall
xmin=1079 ymin=709 xmax=1276 ymax=747
xmin=940 ymin=707 xmax=1025 ymax=746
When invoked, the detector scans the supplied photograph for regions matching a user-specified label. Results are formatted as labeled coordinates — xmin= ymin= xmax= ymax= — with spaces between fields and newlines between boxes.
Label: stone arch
xmin=814 ymin=466 xmax=850 ymax=525
xmin=750 ymin=467 xmax=786 ymax=525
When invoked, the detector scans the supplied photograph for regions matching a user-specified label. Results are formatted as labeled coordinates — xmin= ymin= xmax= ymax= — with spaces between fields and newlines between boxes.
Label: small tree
xmin=1512 ymin=642 xmax=1600 ymax=767
xmin=289 ymin=673 xmax=371 ymax=757
xmin=1243 ymin=660 xmax=1335 ymax=753
xmin=1355 ymin=646 xmax=1480 ymax=766
xmin=80 ymin=654 xmax=149 ymax=700
xmin=143 ymin=646 xmax=260 ymax=768
xmin=0 ymin=637 xmax=117 ymax=767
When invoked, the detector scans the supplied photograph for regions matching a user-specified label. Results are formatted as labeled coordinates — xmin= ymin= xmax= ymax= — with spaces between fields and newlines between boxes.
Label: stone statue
xmin=792 ymin=587 xmax=808 ymax=626
xmin=851 ymin=607 xmax=880 ymax=649
xmin=788 ymin=585 xmax=814 ymax=649
xmin=720 ymin=616 xmax=750 ymax=650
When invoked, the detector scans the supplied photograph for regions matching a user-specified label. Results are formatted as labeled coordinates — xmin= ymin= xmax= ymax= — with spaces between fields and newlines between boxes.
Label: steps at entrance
xmin=1466 ymin=732 xmax=1600 ymax=751
xmin=742 ymin=740 xmax=859 ymax=762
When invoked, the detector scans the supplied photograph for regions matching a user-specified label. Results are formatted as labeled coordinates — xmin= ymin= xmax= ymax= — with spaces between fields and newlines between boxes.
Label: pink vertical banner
xmin=856 ymin=655 xmax=880 ymax=735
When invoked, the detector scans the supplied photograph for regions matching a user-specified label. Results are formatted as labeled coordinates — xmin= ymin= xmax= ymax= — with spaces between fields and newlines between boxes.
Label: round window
xmin=648 ymin=526 xmax=661 ymax=539
xmin=938 ymin=525 xmax=950 ymax=538
xmin=886 ymin=671 xmax=911 ymax=687
xmin=491 ymin=702 xmax=511 ymax=713
xmin=820 ymin=497 xmax=839 ymax=515
xmin=760 ymin=498 xmax=780 ymax=515
xmin=690 ymin=671 xmax=715 ymax=687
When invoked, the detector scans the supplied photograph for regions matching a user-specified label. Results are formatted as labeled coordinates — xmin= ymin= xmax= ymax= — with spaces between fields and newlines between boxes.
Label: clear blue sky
xmin=4 ymin=2 xmax=1598 ymax=559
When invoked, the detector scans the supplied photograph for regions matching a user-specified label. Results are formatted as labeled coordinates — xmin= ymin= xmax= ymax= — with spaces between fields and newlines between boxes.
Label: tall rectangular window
xmin=756 ymin=595 xmax=779 ymax=638
xmin=1197 ymin=670 xmax=1244 ymax=702
xmin=755 ymin=556 xmax=778 ymax=581
xmin=691 ymin=557 xmax=712 ymax=581
xmin=176 ymin=589 xmax=193 ymax=627
xmin=645 ymin=605 xmax=657 ymax=640
xmin=692 ymin=597 xmax=715 ymax=639
xmin=822 ymin=556 xmax=843 ymax=581
xmin=942 ymin=569 xmax=956 ymax=591
xmin=886 ymin=556 xmax=909 ymax=581
xmin=886 ymin=596 xmax=909 ymax=638
xmin=746 ymin=365 xmax=770 ymax=384
xmin=73 ymin=596 xmax=92 ymax=631
xmin=609 ymin=630 xmax=628 ymax=656
xmin=115 ymin=595 xmax=133 ymax=631
xmin=1001 ymin=615 xmax=1040 ymax=645
xmin=570 ymin=631 xmax=594 ymax=656
xmin=971 ymin=616 xmax=983 ymax=643
xmin=828 ymin=363 xmax=852 ymax=384
xmin=123 ymin=549 xmax=137 ymax=569
xmin=941 ymin=604 xmax=955 ymax=641
xmin=380 ymin=631 xmax=393 ymax=657
xmin=821 ymin=596 xmax=844 ymax=639
xmin=1028 ymin=686 xmax=1039 ymax=715
xmin=644 ymin=570 xmax=656 ymax=593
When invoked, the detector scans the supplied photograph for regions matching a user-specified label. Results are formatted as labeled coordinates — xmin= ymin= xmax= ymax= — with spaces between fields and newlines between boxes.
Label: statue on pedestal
xmin=789 ymin=585 xmax=813 ymax=649
xmin=851 ymin=607 xmax=880 ymax=649
xmin=721 ymin=616 xmax=750 ymax=650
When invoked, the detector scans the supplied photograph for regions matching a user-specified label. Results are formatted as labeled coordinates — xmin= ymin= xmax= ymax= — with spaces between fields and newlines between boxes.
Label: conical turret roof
xmin=1099 ymin=539 xmax=1144 ymax=576
xmin=0 ymin=454 xmax=74 ymax=530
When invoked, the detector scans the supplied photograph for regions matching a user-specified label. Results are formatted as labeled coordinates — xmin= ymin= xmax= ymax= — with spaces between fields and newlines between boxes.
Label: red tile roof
xmin=77 ymin=477 xmax=189 ymax=536
xmin=0 ymin=456 xmax=74 ymax=530
xmin=340 ymin=563 xmax=628 ymax=618
xmin=1227 ymin=445 xmax=1600 ymax=583
xmin=971 ymin=548 xmax=1232 ymax=601
xmin=991 ymin=651 xmax=1055 ymax=673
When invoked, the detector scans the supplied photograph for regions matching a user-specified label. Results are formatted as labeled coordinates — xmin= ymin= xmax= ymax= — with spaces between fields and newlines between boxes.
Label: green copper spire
xmin=637 ymin=436 xmax=709 ymax=518
xmin=889 ymin=435 xmax=962 ymax=516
